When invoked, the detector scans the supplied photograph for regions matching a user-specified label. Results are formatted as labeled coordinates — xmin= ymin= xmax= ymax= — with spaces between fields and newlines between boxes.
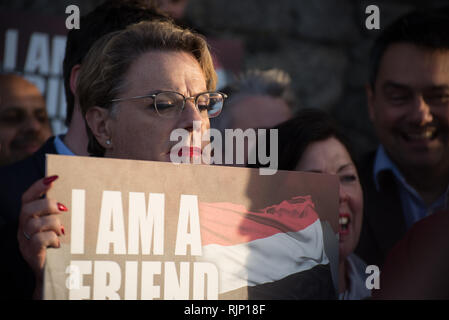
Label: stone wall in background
xmin=1 ymin=0 xmax=448 ymax=156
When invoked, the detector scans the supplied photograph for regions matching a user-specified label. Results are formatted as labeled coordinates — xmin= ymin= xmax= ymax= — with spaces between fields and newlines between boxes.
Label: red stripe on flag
xmin=199 ymin=195 xmax=319 ymax=246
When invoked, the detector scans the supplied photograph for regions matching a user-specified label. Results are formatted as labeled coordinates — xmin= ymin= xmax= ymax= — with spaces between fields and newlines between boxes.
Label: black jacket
xmin=0 ymin=137 xmax=57 ymax=299
xmin=355 ymin=151 xmax=407 ymax=268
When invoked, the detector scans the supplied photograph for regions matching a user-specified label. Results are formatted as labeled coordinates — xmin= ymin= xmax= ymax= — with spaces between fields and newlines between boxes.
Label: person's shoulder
xmin=383 ymin=211 xmax=448 ymax=268
xmin=408 ymin=210 xmax=448 ymax=243
xmin=0 ymin=136 xmax=56 ymax=170
xmin=0 ymin=137 xmax=57 ymax=191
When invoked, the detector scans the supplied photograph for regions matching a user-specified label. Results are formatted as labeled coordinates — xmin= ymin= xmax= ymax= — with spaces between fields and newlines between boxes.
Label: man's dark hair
xmin=63 ymin=0 xmax=167 ymax=126
xmin=369 ymin=6 xmax=449 ymax=88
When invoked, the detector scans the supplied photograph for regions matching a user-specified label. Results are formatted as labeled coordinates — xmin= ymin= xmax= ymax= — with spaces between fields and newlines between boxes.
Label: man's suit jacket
xmin=355 ymin=151 xmax=407 ymax=268
xmin=0 ymin=137 xmax=57 ymax=299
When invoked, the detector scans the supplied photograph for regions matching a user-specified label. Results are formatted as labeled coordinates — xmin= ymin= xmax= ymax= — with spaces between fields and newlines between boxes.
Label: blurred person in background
xmin=155 ymin=0 xmax=189 ymax=21
xmin=372 ymin=207 xmax=449 ymax=299
xmin=0 ymin=74 xmax=52 ymax=166
xmin=210 ymin=68 xmax=294 ymax=166
xmin=212 ymin=68 xmax=294 ymax=131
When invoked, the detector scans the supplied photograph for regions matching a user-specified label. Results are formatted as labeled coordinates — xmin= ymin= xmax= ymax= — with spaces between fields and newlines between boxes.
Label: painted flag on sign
xmin=197 ymin=195 xmax=336 ymax=299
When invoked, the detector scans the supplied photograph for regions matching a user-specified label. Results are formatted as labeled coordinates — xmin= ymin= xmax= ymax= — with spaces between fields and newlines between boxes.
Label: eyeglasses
xmin=110 ymin=91 xmax=227 ymax=118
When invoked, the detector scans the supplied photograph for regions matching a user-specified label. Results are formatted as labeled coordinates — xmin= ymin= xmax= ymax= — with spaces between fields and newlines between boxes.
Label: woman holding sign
xmin=17 ymin=19 xmax=224 ymax=299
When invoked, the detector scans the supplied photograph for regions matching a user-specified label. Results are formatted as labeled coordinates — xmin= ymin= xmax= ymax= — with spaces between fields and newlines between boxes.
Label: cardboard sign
xmin=44 ymin=154 xmax=339 ymax=300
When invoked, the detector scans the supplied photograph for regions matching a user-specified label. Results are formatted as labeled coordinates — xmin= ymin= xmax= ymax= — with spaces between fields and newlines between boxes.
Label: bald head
xmin=228 ymin=94 xmax=292 ymax=130
xmin=0 ymin=74 xmax=52 ymax=165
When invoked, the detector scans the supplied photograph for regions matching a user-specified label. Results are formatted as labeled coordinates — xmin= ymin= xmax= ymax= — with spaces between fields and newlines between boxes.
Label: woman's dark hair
xmin=275 ymin=108 xmax=355 ymax=171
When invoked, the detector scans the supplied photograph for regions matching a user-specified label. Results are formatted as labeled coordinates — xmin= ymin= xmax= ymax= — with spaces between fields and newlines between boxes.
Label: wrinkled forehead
xmin=121 ymin=50 xmax=207 ymax=96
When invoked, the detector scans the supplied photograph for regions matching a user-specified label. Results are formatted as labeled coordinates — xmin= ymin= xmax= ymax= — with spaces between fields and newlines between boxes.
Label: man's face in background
xmin=0 ymin=75 xmax=52 ymax=166
xmin=367 ymin=43 xmax=449 ymax=172
xmin=226 ymin=94 xmax=292 ymax=166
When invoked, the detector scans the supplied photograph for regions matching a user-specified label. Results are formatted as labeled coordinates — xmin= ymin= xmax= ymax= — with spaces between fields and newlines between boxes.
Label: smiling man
xmin=356 ymin=7 xmax=449 ymax=267
xmin=0 ymin=74 xmax=52 ymax=166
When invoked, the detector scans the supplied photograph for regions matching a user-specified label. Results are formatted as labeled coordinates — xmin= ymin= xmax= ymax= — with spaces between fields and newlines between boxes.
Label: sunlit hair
xmin=62 ymin=0 xmax=167 ymax=126
xmin=211 ymin=68 xmax=296 ymax=133
xmin=77 ymin=19 xmax=217 ymax=156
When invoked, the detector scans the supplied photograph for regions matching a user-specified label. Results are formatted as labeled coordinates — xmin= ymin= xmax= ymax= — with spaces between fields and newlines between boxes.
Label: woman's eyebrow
xmin=143 ymin=89 xmax=163 ymax=95
xmin=302 ymin=169 xmax=323 ymax=174
xmin=338 ymin=163 xmax=354 ymax=173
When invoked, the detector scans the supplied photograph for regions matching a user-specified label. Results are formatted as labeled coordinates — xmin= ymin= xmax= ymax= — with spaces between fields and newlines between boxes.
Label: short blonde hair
xmin=77 ymin=19 xmax=217 ymax=156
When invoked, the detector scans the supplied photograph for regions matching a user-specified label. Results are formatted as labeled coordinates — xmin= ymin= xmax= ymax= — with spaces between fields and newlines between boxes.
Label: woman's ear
xmin=85 ymin=106 xmax=113 ymax=149
xmin=70 ymin=64 xmax=81 ymax=95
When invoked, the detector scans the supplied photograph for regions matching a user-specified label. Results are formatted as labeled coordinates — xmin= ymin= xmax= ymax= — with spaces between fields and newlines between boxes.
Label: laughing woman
xmin=274 ymin=109 xmax=371 ymax=300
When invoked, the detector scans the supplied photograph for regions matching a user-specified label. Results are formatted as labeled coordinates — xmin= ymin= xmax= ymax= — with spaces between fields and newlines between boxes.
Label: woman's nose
xmin=339 ymin=183 xmax=350 ymax=204
xmin=179 ymin=99 xmax=206 ymax=131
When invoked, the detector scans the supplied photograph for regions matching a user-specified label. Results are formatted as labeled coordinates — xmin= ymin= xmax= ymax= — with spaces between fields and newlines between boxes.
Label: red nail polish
xmin=43 ymin=175 xmax=59 ymax=185
xmin=57 ymin=202 xmax=68 ymax=212
xmin=61 ymin=226 xmax=65 ymax=235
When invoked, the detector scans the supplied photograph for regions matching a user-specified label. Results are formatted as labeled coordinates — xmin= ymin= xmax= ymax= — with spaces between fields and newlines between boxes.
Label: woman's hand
xmin=17 ymin=175 xmax=68 ymax=299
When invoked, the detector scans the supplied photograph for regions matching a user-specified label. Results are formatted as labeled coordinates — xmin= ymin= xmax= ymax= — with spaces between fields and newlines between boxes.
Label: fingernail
xmin=61 ymin=226 xmax=65 ymax=235
xmin=43 ymin=175 xmax=59 ymax=185
xmin=57 ymin=202 xmax=68 ymax=212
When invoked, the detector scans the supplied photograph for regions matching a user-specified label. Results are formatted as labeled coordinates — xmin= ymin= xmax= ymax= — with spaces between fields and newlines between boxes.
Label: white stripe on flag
xmin=197 ymin=219 xmax=329 ymax=294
